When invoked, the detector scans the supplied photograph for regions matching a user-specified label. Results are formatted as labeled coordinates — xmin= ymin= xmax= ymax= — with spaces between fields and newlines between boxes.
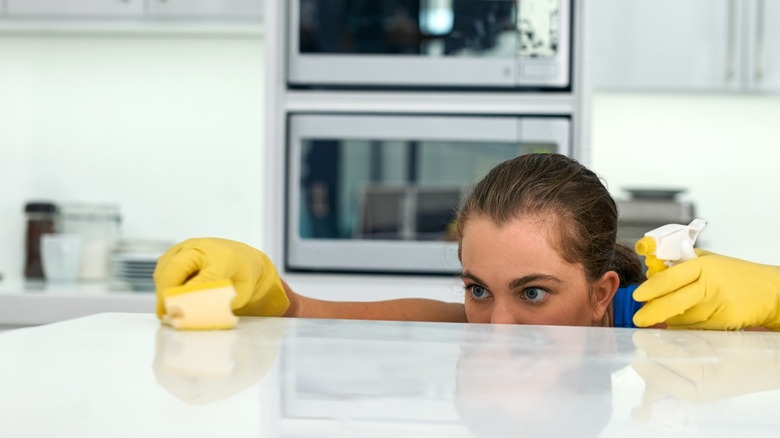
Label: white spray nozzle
xmin=635 ymin=219 xmax=707 ymax=278
xmin=646 ymin=218 xmax=707 ymax=264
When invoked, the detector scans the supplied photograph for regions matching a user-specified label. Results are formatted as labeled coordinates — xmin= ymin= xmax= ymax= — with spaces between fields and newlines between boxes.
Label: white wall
xmin=0 ymin=34 xmax=266 ymax=279
xmin=591 ymin=92 xmax=780 ymax=265
xmin=2 ymin=34 xmax=778 ymax=282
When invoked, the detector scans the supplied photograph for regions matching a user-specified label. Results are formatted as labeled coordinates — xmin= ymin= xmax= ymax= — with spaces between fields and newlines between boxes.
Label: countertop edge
xmin=0 ymin=291 xmax=154 ymax=326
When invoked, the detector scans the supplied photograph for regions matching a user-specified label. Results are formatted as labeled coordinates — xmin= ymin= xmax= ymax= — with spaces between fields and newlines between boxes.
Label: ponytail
xmin=612 ymin=243 xmax=644 ymax=287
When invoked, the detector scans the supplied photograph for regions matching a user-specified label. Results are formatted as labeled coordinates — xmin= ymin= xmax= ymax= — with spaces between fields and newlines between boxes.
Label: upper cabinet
xmin=6 ymin=0 xmax=144 ymax=17
xmin=3 ymin=0 xmax=262 ymax=22
xmin=752 ymin=1 xmax=780 ymax=92
xmin=147 ymin=0 xmax=262 ymax=20
xmin=592 ymin=0 xmax=780 ymax=93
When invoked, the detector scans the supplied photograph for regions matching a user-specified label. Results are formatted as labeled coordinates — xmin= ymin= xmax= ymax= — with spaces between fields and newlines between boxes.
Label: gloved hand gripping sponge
xmin=160 ymin=280 xmax=239 ymax=330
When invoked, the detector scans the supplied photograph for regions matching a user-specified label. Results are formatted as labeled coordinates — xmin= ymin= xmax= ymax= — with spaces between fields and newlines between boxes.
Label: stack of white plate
xmin=110 ymin=241 xmax=171 ymax=292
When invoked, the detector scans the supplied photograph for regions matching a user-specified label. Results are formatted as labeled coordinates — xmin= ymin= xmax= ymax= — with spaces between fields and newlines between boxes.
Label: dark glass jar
xmin=24 ymin=202 xmax=58 ymax=279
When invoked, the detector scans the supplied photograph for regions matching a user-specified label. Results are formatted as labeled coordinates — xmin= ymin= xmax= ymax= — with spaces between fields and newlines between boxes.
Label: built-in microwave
xmin=288 ymin=0 xmax=571 ymax=89
xmin=286 ymin=113 xmax=571 ymax=274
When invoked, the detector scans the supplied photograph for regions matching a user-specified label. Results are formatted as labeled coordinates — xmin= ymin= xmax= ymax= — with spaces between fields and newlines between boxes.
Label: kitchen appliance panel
xmin=286 ymin=113 xmax=570 ymax=274
xmin=288 ymin=0 xmax=571 ymax=89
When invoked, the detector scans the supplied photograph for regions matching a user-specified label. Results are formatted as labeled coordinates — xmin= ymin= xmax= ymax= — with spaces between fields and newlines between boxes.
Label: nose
xmin=489 ymin=300 xmax=523 ymax=325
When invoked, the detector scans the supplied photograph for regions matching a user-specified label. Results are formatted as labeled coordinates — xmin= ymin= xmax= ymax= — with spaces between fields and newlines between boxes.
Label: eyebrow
xmin=460 ymin=270 xmax=487 ymax=285
xmin=508 ymin=274 xmax=563 ymax=290
xmin=460 ymin=270 xmax=562 ymax=289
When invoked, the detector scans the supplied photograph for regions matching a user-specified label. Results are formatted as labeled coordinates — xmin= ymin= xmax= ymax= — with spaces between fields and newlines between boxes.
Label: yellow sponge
xmin=161 ymin=280 xmax=239 ymax=330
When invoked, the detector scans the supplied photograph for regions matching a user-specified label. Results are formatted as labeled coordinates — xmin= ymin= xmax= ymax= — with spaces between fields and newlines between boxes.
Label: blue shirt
xmin=613 ymin=283 xmax=643 ymax=328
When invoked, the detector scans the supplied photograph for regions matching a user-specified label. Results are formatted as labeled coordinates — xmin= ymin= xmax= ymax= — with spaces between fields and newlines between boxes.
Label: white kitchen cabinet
xmin=744 ymin=0 xmax=780 ymax=92
xmin=7 ymin=0 xmax=144 ymax=17
xmin=4 ymin=0 xmax=262 ymax=21
xmin=592 ymin=0 xmax=780 ymax=93
xmin=146 ymin=0 xmax=262 ymax=20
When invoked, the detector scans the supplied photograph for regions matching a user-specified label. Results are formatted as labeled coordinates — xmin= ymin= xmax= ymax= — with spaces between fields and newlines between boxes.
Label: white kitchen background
xmin=2 ymin=5 xmax=780 ymax=280
xmin=0 ymin=33 xmax=267 ymax=280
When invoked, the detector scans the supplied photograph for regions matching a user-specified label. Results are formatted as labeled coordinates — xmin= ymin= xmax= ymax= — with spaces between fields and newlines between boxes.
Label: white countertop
xmin=2 ymin=313 xmax=780 ymax=437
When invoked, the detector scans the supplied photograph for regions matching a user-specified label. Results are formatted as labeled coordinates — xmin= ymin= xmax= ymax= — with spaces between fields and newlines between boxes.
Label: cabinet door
xmin=745 ymin=0 xmax=780 ymax=92
xmin=592 ymin=0 xmax=742 ymax=92
xmin=146 ymin=0 xmax=262 ymax=20
xmin=7 ymin=0 xmax=143 ymax=17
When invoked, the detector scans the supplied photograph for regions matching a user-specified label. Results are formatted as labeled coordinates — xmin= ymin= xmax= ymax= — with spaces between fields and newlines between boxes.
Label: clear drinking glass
xmin=59 ymin=203 xmax=121 ymax=281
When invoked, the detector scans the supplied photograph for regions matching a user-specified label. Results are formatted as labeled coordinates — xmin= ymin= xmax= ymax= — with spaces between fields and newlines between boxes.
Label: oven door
xmin=288 ymin=0 xmax=571 ymax=89
xmin=286 ymin=114 xmax=570 ymax=274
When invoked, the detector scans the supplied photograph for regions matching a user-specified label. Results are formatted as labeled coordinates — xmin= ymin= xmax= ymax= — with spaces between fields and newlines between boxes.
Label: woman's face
xmin=460 ymin=215 xmax=617 ymax=326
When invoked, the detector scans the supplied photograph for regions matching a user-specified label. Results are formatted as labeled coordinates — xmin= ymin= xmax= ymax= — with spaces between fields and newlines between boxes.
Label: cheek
xmin=464 ymin=302 xmax=490 ymax=324
xmin=555 ymin=289 xmax=594 ymax=325
xmin=528 ymin=291 xmax=594 ymax=326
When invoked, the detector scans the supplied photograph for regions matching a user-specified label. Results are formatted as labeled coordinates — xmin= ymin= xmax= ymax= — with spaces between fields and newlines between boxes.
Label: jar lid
xmin=59 ymin=203 xmax=121 ymax=220
xmin=24 ymin=202 xmax=58 ymax=214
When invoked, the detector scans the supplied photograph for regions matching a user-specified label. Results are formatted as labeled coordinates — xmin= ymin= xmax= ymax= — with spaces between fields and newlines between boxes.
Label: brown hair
xmin=456 ymin=153 xmax=642 ymax=287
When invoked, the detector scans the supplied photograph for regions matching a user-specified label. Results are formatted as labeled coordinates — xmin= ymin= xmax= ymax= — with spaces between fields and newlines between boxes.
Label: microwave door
xmin=289 ymin=56 xmax=517 ymax=88
xmin=288 ymin=0 xmax=519 ymax=88
xmin=287 ymin=114 xmax=531 ymax=274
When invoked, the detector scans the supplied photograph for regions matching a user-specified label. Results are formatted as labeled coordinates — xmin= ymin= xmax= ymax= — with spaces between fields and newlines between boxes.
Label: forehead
xmin=460 ymin=215 xmax=572 ymax=275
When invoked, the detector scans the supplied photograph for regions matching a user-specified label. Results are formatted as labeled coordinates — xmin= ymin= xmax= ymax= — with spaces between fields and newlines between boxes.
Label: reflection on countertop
xmin=2 ymin=314 xmax=780 ymax=437
xmin=631 ymin=329 xmax=780 ymax=432
xmin=153 ymin=318 xmax=288 ymax=405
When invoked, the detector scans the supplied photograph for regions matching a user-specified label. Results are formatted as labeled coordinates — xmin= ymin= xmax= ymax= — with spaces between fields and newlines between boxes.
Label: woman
xmin=154 ymin=154 xmax=780 ymax=330
xmin=452 ymin=152 xmax=642 ymax=327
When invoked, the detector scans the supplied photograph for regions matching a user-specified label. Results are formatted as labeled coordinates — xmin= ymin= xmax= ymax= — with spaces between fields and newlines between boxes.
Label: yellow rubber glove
xmin=154 ymin=238 xmax=290 ymax=318
xmin=633 ymin=251 xmax=780 ymax=330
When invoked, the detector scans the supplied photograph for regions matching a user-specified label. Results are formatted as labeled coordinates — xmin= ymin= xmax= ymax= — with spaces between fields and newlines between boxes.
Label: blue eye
xmin=523 ymin=287 xmax=548 ymax=302
xmin=468 ymin=285 xmax=491 ymax=300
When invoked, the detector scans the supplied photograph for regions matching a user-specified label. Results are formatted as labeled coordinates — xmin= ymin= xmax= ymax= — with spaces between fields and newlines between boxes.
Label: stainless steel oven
xmin=288 ymin=0 xmax=571 ymax=89
xmin=286 ymin=113 xmax=571 ymax=274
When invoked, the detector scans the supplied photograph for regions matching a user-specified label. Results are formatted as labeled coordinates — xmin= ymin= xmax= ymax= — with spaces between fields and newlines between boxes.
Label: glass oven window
xmin=298 ymin=139 xmax=556 ymax=242
xmin=287 ymin=114 xmax=570 ymax=273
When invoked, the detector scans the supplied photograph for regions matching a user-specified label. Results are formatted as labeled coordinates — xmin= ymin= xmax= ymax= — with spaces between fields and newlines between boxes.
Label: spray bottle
xmin=634 ymin=219 xmax=708 ymax=278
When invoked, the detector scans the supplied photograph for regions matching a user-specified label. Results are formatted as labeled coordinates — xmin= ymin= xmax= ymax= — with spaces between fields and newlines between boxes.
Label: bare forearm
xmin=281 ymin=280 xmax=467 ymax=323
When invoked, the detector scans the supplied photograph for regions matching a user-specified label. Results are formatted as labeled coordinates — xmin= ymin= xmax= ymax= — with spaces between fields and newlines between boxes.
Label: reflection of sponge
xmin=153 ymin=318 xmax=288 ymax=404
xmin=161 ymin=280 xmax=239 ymax=330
